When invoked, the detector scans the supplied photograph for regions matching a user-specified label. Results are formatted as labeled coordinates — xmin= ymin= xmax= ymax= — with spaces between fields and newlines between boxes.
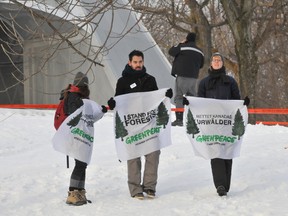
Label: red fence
xmin=0 ymin=104 xmax=58 ymax=109
xmin=247 ymin=108 xmax=288 ymax=125
xmin=1 ymin=104 xmax=288 ymax=126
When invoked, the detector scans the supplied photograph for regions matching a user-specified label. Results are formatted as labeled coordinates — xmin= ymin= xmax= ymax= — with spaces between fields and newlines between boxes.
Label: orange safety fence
xmin=0 ymin=104 xmax=287 ymax=125
xmin=248 ymin=108 xmax=288 ymax=114
xmin=249 ymin=109 xmax=288 ymax=126
xmin=0 ymin=104 xmax=58 ymax=109
xmin=171 ymin=108 xmax=184 ymax=112
xmin=255 ymin=121 xmax=288 ymax=125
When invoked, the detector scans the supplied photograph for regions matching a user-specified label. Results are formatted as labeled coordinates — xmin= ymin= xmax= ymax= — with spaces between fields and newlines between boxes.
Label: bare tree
xmin=132 ymin=0 xmax=288 ymax=123
xmin=1 ymin=0 xmax=287 ymax=123
xmin=0 ymin=0 xmax=146 ymax=104
xmin=132 ymin=0 xmax=212 ymax=79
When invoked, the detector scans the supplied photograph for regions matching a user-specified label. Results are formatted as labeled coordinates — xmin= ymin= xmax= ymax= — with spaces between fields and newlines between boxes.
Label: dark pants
xmin=210 ymin=158 xmax=232 ymax=192
xmin=69 ymin=159 xmax=87 ymax=191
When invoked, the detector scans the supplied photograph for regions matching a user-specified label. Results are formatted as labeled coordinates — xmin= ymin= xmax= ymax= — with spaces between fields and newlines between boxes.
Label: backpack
xmin=54 ymin=85 xmax=80 ymax=130
xmin=54 ymin=98 xmax=68 ymax=130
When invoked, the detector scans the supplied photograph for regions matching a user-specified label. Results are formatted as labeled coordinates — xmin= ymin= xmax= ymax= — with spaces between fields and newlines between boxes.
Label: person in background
xmin=107 ymin=50 xmax=173 ymax=199
xmin=195 ymin=52 xmax=249 ymax=196
xmin=64 ymin=72 xmax=107 ymax=205
xmin=168 ymin=32 xmax=204 ymax=126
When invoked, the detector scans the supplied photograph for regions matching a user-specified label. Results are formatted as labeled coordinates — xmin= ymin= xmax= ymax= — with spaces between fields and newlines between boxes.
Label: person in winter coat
xmin=169 ymin=32 xmax=204 ymax=126
xmin=64 ymin=72 xmax=107 ymax=205
xmin=107 ymin=50 xmax=173 ymax=199
xmin=197 ymin=52 xmax=249 ymax=196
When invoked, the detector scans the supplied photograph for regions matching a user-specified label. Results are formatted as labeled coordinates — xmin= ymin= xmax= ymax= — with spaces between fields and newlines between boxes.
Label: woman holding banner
xmin=196 ymin=52 xmax=249 ymax=196
xmin=62 ymin=72 xmax=107 ymax=205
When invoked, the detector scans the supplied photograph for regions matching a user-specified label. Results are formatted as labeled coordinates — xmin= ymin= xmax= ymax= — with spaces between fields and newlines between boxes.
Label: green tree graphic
xmin=232 ymin=109 xmax=246 ymax=140
xmin=67 ymin=112 xmax=82 ymax=128
xmin=156 ymin=102 xmax=169 ymax=129
xmin=186 ymin=109 xmax=200 ymax=138
xmin=115 ymin=111 xmax=128 ymax=141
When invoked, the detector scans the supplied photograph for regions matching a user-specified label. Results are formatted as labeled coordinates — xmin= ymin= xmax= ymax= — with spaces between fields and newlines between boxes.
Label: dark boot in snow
xmin=217 ymin=186 xmax=227 ymax=196
xmin=171 ymin=112 xmax=183 ymax=126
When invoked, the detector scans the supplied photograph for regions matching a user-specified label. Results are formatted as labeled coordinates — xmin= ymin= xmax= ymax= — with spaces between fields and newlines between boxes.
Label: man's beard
xmin=134 ymin=66 xmax=142 ymax=70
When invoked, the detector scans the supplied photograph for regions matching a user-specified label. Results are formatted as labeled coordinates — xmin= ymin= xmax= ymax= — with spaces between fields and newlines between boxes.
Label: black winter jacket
xmin=198 ymin=67 xmax=240 ymax=100
xmin=64 ymin=92 xmax=84 ymax=115
xmin=168 ymin=41 xmax=204 ymax=78
xmin=115 ymin=64 xmax=158 ymax=96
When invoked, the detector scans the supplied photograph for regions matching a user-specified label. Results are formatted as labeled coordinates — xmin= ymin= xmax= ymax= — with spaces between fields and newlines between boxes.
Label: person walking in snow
xmin=107 ymin=50 xmax=173 ymax=199
xmin=63 ymin=72 xmax=107 ymax=205
xmin=168 ymin=32 xmax=204 ymax=127
xmin=195 ymin=52 xmax=249 ymax=196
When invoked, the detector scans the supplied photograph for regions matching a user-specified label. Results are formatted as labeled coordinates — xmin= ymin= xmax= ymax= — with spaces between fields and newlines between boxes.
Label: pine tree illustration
xmin=186 ymin=109 xmax=200 ymax=138
xmin=67 ymin=112 xmax=82 ymax=128
xmin=115 ymin=111 xmax=128 ymax=141
xmin=156 ymin=102 xmax=169 ymax=129
xmin=232 ymin=109 xmax=245 ymax=140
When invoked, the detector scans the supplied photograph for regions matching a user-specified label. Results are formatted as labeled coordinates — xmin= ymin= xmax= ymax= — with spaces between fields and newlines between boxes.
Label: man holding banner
xmin=108 ymin=50 xmax=173 ymax=199
xmin=184 ymin=52 xmax=249 ymax=197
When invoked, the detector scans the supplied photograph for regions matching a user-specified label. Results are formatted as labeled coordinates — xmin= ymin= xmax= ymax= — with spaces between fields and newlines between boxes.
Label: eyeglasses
xmin=212 ymin=59 xmax=222 ymax=63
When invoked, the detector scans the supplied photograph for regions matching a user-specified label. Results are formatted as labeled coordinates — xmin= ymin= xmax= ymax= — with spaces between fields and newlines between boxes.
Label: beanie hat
xmin=186 ymin=32 xmax=196 ymax=42
xmin=211 ymin=52 xmax=224 ymax=64
xmin=73 ymin=72 xmax=88 ymax=87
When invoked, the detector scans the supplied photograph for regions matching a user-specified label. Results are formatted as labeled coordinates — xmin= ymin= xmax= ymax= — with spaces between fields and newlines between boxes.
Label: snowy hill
xmin=1 ymin=109 xmax=288 ymax=216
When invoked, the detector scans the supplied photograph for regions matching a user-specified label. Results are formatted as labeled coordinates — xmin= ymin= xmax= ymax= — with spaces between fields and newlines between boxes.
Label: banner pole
xmin=66 ymin=155 xmax=69 ymax=169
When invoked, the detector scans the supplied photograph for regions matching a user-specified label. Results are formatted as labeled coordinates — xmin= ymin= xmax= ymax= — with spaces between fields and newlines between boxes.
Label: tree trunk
xmin=220 ymin=0 xmax=257 ymax=123
xmin=184 ymin=0 xmax=212 ymax=78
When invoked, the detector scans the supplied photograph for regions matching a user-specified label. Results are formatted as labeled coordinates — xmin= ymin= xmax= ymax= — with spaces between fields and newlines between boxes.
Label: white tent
xmin=0 ymin=0 xmax=174 ymax=105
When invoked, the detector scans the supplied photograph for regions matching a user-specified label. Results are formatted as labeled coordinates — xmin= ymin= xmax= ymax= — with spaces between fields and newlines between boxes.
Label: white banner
xmin=52 ymin=99 xmax=104 ymax=164
xmin=185 ymin=97 xmax=248 ymax=159
xmin=114 ymin=89 xmax=172 ymax=161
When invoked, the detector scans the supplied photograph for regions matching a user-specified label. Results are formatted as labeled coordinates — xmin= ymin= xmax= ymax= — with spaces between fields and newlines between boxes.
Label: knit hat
xmin=73 ymin=72 xmax=88 ymax=87
xmin=211 ymin=52 xmax=224 ymax=64
xmin=186 ymin=32 xmax=196 ymax=42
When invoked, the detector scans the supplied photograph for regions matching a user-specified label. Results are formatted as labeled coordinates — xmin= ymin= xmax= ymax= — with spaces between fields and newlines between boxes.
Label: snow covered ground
xmin=1 ymin=108 xmax=288 ymax=216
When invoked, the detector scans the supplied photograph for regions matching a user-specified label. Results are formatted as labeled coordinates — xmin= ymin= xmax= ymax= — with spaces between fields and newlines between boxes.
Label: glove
xmin=107 ymin=97 xmax=116 ymax=110
xmin=101 ymin=105 xmax=107 ymax=113
xmin=243 ymin=96 xmax=250 ymax=106
xmin=165 ymin=88 xmax=173 ymax=98
xmin=183 ymin=97 xmax=189 ymax=106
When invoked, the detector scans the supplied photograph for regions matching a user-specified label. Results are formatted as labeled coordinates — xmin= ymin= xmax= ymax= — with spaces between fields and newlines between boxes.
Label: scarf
xmin=122 ymin=64 xmax=147 ymax=78
xmin=207 ymin=66 xmax=230 ymax=89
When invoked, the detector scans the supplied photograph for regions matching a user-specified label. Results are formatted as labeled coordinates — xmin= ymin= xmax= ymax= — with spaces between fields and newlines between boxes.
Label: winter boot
xmin=217 ymin=186 xmax=227 ymax=197
xmin=143 ymin=189 xmax=156 ymax=198
xmin=66 ymin=190 xmax=87 ymax=206
xmin=79 ymin=190 xmax=88 ymax=204
xmin=171 ymin=112 xmax=183 ymax=126
xmin=132 ymin=193 xmax=144 ymax=200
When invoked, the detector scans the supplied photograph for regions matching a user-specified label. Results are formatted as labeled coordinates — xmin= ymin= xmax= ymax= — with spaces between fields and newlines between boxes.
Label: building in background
xmin=0 ymin=0 xmax=173 ymax=105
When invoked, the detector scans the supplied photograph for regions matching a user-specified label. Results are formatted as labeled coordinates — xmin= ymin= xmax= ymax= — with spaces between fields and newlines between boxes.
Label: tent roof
xmin=0 ymin=0 xmax=174 ymax=104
